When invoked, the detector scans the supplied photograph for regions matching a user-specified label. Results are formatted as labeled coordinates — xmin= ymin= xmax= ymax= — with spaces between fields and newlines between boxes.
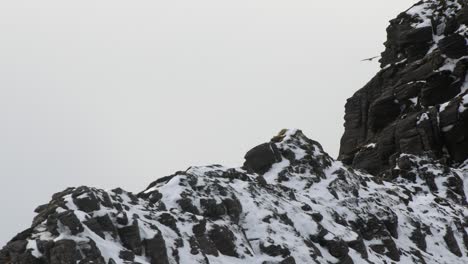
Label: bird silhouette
xmin=361 ymin=55 xmax=380 ymax=62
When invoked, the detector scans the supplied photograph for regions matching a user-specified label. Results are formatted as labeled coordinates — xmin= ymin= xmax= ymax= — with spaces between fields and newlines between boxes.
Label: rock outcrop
xmin=1 ymin=1 xmax=468 ymax=263
xmin=1 ymin=129 xmax=467 ymax=263
xmin=339 ymin=0 xmax=468 ymax=174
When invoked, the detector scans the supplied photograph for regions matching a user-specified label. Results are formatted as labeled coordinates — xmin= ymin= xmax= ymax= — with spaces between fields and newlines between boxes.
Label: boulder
xmin=243 ymin=143 xmax=282 ymax=174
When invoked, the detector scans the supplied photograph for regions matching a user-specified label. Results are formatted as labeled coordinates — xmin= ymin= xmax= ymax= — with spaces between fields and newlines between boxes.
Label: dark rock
xmin=50 ymin=240 xmax=79 ymax=264
xmin=78 ymin=240 xmax=106 ymax=264
xmin=339 ymin=1 xmax=468 ymax=173
xmin=347 ymin=237 xmax=368 ymax=259
xmin=397 ymin=155 xmax=414 ymax=171
xmin=410 ymin=225 xmax=427 ymax=251
xmin=208 ymin=225 xmax=238 ymax=257
xmin=10 ymin=228 xmax=33 ymax=242
xmin=382 ymin=237 xmax=400 ymax=261
xmin=259 ymin=243 xmax=290 ymax=258
xmin=337 ymin=255 xmax=354 ymax=264
xmin=96 ymin=215 xmax=118 ymax=238
xmin=243 ymin=143 xmax=282 ymax=174
xmin=369 ymin=95 xmax=401 ymax=131
xmin=116 ymin=212 xmax=129 ymax=226
xmin=192 ymin=220 xmax=219 ymax=256
xmin=200 ymin=199 xmax=226 ymax=218
xmin=279 ymin=256 xmax=296 ymax=264
xmin=118 ymin=221 xmax=142 ymax=255
xmin=157 ymin=213 xmax=179 ymax=234
xmin=83 ymin=218 xmax=104 ymax=238
xmin=311 ymin=212 xmax=323 ymax=222
xmin=34 ymin=204 xmax=49 ymax=214
xmin=438 ymin=34 xmax=467 ymax=59
xmin=443 ymin=226 xmax=462 ymax=257
xmin=301 ymin=204 xmax=312 ymax=211
xmin=0 ymin=240 xmax=28 ymax=263
xmin=420 ymin=71 xmax=459 ymax=106
xmin=327 ymin=239 xmax=349 ymax=259
xmin=144 ymin=231 xmax=169 ymax=264
xmin=37 ymin=240 xmax=55 ymax=260
xmin=72 ymin=187 xmax=101 ymax=213
xmin=177 ymin=198 xmax=199 ymax=215
xmin=222 ymin=197 xmax=243 ymax=223
xmin=57 ymin=211 xmax=84 ymax=235
xmin=398 ymin=26 xmax=433 ymax=45
xmin=119 ymin=250 xmax=135 ymax=261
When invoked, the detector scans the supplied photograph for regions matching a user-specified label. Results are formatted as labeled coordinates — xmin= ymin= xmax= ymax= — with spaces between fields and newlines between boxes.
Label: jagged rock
xmin=1 ymin=1 xmax=468 ymax=264
xmin=444 ymin=226 xmax=463 ymax=257
xmin=200 ymin=199 xmax=226 ymax=218
xmin=144 ymin=232 xmax=169 ymax=264
xmin=339 ymin=0 xmax=468 ymax=174
xmin=326 ymin=239 xmax=349 ymax=259
xmin=222 ymin=197 xmax=242 ymax=223
xmin=207 ymin=225 xmax=238 ymax=257
xmin=50 ymin=240 xmax=79 ymax=264
xmin=438 ymin=34 xmax=468 ymax=59
xmin=72 ymin=187 xmax=101 ymax=213
xmin=119 ymin=250 xmax=135 ymax=261
xmin=177 ymin=198 xmax=199 ymax=215
xmin=157 ymin=213 xmax=179 ymax=234
xmin=78 ymin=240 xmax=106 ymax=264
xmin=347 ymin=237 xmax=368 ymax=259
xmin=410 ymin=225 xmax=427 ymax=252
xmin=57 ymin=210 xmax=84 ymax=235
xmin=84 ymin=218 xmax=105 ymax=238
xmin=1 ymin=129 xmax=467 ymax=264
xmin=118 ymin=221 xmax=143 ymax=255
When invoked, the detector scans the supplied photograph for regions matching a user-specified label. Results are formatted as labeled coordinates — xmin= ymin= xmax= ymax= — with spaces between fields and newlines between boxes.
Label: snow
xmin=417 ymin=112 xmax=429 ymax=125
xmin=460 ymin=93 xmax=468 ymax=113
xmin=406 ymin=1 xmax=433 ymax=28
xmin=26 ymin=240 xmax=42 ymax=258
xmin=262 ymin=158 xmax=289 ymax=184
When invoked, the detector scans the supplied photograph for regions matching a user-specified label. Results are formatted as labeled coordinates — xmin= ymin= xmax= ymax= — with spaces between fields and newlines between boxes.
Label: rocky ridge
xmin=2 ymin=0 xmax=468 ymax=263
xmin=340 ymin=0 xmax=468 ymax=174
xmin=1 ymin=129 xmax=467 ymax=263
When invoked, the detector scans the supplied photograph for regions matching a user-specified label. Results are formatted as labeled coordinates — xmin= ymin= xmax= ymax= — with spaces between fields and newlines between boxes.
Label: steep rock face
xmin=339 ymin=0 xmax=468 ymax=174
xmin=1 ymin=130 xmax=467 ymax=264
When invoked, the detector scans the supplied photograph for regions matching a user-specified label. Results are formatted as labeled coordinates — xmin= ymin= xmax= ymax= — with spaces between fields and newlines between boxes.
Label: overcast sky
xmin=0 ymin=0 xmax=414 ymax=245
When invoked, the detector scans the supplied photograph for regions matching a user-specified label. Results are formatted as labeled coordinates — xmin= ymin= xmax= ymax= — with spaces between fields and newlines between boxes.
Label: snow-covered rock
xmin=1 ymin=129 xmax=467 ymax=263
xmin=2 ymin=1 xmax=468 ymax=263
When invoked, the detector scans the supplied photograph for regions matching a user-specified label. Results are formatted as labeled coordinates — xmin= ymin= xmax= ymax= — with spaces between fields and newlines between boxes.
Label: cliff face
xmin=2 ymin=1 xmax=468 ymax=264
xmin=339 ymin=0 xmax=468 ymax=174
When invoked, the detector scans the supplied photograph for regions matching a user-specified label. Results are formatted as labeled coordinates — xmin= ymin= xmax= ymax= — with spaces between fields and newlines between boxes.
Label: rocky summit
xmin=1 ymin=1 xmax=468 ymax=264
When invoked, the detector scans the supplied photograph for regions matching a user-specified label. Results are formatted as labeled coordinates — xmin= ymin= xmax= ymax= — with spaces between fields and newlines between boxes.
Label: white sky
xmin=0 ymin=0 xmax=414 ymax=245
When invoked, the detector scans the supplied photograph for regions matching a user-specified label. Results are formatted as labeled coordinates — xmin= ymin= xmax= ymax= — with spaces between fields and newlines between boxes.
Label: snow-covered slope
xmin=1 ymin=129 xmax=467 ymax=264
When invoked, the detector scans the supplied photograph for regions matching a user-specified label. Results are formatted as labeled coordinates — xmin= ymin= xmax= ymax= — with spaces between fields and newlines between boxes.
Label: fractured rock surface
xmin=2 ymin=1 xmax=468 ymax=263
xmin=339 ymin=0 xmax=468 ymax=174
